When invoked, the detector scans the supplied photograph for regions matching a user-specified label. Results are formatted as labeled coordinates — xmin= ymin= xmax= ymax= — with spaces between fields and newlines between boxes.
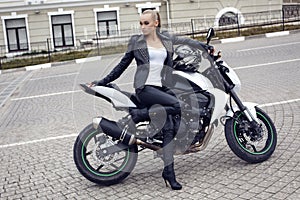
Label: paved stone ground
xmin=0 ymin=33 xmax=299 ymax=199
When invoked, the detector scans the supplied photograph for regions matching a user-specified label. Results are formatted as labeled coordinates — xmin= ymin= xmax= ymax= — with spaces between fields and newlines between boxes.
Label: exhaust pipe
xmin=93 ymin=117 xmax=161 ymax=151
xmin=93 ymin=117 xmax=136 ymax=145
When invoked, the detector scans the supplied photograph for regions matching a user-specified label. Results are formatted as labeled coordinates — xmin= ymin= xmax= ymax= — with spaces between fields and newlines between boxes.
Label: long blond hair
xmin=142 ymin=9 xmax=161 ymax=28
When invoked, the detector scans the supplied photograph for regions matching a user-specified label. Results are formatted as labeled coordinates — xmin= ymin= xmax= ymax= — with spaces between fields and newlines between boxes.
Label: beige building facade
xmin=0 ymin=0 xmax=286 ymax=56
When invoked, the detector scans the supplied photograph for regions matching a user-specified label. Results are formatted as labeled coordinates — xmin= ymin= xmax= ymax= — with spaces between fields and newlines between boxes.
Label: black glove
xmin=205 ymin=45 xmax=215 ymax=54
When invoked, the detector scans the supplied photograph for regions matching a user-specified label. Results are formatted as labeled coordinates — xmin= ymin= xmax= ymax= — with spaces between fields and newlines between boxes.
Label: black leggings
xmin=136 ymin=85 xmax=181 ymax=123
xmin=136 ymin=85 xmax=180 ymax=165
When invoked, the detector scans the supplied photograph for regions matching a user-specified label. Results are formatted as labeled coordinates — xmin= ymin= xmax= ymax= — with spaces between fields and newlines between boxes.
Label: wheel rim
xmin=233 ymin=111 xmax=274 ymax=155
xmin=81 ymin=130 xmax=130 ymax=177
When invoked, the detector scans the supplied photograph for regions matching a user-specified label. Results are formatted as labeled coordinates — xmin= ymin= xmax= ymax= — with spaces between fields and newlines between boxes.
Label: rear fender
xmin=91 ymin=86 xmax=137 ymax=108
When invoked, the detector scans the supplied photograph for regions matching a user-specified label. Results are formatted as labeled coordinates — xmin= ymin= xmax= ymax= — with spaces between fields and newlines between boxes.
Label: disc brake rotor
xmin=92 ymin=139 xmax=117 ymax=167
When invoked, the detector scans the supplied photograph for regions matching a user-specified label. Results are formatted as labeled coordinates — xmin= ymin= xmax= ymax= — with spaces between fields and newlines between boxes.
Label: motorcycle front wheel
xmin=225 ymin=107 xmax=277 ymax=163
xmin=73 ymin=124 xmax=138 ymax=185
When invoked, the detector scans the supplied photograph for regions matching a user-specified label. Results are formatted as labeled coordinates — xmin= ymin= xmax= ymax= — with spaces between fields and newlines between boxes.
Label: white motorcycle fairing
xmin=91 ymin=86 xmax=137 ymax=108
xmin=208 ymin=88 xmax=228 ymax=123
xmin=221 ymin=61 xmax=241 ymax=93
xmin=173 ymin=71 xmax=229 ymax=123
xmin=172 ymin=71 xmax=214 ymax=90
xmin=173 ymin=67 xmax=258 ymax=123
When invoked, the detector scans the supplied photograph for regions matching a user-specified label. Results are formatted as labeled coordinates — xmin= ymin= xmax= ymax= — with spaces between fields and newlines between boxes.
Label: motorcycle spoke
xmin=115 ymin=156 xmax=126 ymax=162
xmin=110 ymin=163 xmax=119 ymax=169
xmin=85 ymin=150 xmax=92 ymax=156
xmin=93 ymin=135 xmax=97 ymax=143
xmin=239 ymin=137 xmax=247 ymax=147
xmin=251 ymin=145 xmax=258 ymax=152
xmin=96 ymin=164 xmax=104 ymax=171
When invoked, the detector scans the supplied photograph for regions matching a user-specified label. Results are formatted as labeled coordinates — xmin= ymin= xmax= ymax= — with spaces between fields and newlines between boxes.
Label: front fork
xmin=225 ymin=81 xmax=259 ymax=122
xmin=234 ymin=94 xmax=258 ymax=122
xmin=226 ymin=89 xmax=264 ymax=139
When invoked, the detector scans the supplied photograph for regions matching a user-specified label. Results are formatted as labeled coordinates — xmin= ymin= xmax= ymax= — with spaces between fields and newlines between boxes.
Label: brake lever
xmin=214 ymin=51 xmax=222 ymax=61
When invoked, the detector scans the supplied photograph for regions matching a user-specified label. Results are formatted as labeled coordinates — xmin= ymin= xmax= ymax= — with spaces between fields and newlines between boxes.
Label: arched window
xmin=219 ymin=12 xmax=238 ymax=26
xmin=214 ymin=7 xmax=244 ymax=28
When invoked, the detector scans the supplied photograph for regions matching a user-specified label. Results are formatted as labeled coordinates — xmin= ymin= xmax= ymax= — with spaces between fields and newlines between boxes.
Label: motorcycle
xmin=73 ymin=28 xmax=277 ymax=186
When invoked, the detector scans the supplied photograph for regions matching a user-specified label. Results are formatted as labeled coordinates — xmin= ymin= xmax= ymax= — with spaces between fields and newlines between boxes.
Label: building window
xmin=136 ymin=2 xmax=161 ymax=15
xmin=219 ymin=12 xmax=238 ymax=26
xmin=97 ymin=11 xmax=118 ymax=37
xmin=141 ymin=7 xmax=156 ymax=13
xmin=51 ymin=14 xmax=74 ymax=48
xmin=214 ymin=7 xmax=244 ymax=28
xmin=283 ymin=5 xmax=300 ymax=18
xmin=5 ymin=18 xmax=28 ymax=52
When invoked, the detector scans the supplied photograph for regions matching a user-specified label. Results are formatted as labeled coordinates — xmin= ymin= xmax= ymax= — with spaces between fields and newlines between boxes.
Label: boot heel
xmin=162 ymin=171 xmax=182 ymax=190
xmin=163 ymin=178 xmax=169 ymax=187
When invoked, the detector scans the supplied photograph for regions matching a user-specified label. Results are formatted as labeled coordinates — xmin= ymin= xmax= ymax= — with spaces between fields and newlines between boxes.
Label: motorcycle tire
xmin=73 ymin=124 xmax=138 ymax=185
xmin=225 ymin=107 xmax=277 ymax=164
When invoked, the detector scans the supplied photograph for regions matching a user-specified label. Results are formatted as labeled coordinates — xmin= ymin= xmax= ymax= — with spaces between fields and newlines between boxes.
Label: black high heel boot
xmin=162 ymin=163 xmax=182 ymax=190
xmin=162 ymin=118 xmax=182 ymax=190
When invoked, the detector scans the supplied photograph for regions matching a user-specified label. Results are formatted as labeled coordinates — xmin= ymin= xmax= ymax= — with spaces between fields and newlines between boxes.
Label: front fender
xmin=226 ymin=102 xmax=258 ymax=122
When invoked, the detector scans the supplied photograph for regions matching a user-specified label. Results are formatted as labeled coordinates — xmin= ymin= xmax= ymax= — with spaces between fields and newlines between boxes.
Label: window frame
xmin=48 ymin=9 xmax=76 ymax=49
xmin=1 ymin=14 xmax=31 ymax=54
xmin=96 ymin=11 xmax=118 ymax=37
xmin=51 ymin=14 xmax=74 ymax=48
xmin=94 ymin=6 xmax=120 ymax=38
xmin=135 ymin=2 xmax=161 ymax=15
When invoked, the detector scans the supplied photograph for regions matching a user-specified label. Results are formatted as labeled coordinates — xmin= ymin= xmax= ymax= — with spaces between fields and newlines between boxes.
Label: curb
xmin=0 ymin=56 xmax=101 ymax=74
xmin=265 ymin=30 xmax=289 ymax=38
xmin=0 ymin=30 xmax=297 ymax=74
xmin=25 ymin=63 xmax=51 ymax=71
xmin=220 ymin=30 xmax=291 ymax=44
xmin=75 ymin=56 xmax=101 ymax=64
xmin=221 ymin=36 xmax=245 ymax=43
xmin=0 ymin=66 xmax=25 ymax=74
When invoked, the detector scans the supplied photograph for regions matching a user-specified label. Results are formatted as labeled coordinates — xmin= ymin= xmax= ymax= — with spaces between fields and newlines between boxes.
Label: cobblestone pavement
xmin=0 ymin=33 xmax=300 ymax=200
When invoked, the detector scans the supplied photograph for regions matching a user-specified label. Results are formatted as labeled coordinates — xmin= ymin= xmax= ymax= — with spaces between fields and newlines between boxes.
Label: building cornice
xmin=0 ymin=0 xmax=151 ymax=13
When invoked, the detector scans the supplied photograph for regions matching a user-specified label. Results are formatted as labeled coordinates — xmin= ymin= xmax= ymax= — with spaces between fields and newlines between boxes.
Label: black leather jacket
xmin=97 ymin=31 xmax=207 ymax=89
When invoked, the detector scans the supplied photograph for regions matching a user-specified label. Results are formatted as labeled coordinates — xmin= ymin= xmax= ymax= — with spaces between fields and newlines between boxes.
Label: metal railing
xmin=190 ymin=9 xmax=300 ymax=38
xmin=0 ymin=8 xmax=299 ymax=70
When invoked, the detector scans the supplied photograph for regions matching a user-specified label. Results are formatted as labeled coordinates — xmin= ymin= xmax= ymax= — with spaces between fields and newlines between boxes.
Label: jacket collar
xmin=136 ymin=34 xmax=146 ymax=44
xmin=159 ymin=35 xmax=173 ymax=53
xmin=135 ymin=32 xmax=173 ymax=52
xmin=135 ymin=35 xmax=148 ymax=61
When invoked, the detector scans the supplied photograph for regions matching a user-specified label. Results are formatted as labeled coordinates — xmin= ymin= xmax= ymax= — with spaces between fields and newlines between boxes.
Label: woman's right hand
xmin=88 ymin=80 xmax=99 ymax=87
xmin=88 ymin=82 xmax=95 ymax=87
xmin=89 ymin=80 xmax=106 ymax=87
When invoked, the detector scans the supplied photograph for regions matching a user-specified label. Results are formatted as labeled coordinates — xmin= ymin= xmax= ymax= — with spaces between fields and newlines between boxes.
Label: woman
xmin=93 ymin=10 xmax=207 ymax=190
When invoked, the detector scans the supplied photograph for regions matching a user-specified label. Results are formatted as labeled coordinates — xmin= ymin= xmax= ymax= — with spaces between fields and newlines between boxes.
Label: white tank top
xmin=145 ymin=46 xmax=167 ymax=87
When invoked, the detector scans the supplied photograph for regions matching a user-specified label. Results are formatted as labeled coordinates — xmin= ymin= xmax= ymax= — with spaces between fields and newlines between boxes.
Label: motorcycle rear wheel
xmin=225 ymin=107 xmax=277 ymax=163
xmin=73 ymin=124 xmax=138 ymax=185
